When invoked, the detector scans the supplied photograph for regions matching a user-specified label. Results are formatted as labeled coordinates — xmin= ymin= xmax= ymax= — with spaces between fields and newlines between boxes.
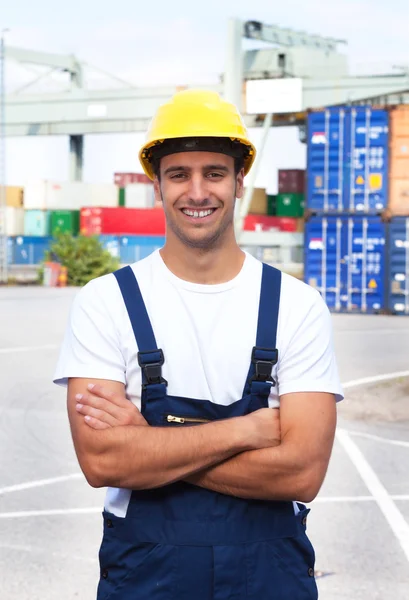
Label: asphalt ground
xmin=0 ymin=287 xmax=408 ymax=599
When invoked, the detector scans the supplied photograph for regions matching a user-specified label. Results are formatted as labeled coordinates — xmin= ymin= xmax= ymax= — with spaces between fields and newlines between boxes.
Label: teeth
xmin=183 ymin=209 xmax=214 ymax=218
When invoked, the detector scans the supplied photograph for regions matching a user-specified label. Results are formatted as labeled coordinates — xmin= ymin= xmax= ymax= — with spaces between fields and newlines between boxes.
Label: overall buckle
xmin=138 ymin=349 xmax=168 ymax=386
xmin=251 ymin=347 xmax=278 ymax=385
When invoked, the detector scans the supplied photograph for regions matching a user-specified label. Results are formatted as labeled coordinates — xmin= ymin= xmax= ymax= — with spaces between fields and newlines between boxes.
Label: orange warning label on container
xmin=368 ymin=279 xmax=377 ymax=289
xmin=356 ymin=175 xmax=365 ymax=185
xmin=369 ymin=173 xmax=382 ymax=191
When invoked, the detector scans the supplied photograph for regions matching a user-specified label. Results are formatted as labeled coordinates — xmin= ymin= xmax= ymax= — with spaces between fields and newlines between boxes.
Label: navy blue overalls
xmin=97 ymin=263 xmax=318 ymax=600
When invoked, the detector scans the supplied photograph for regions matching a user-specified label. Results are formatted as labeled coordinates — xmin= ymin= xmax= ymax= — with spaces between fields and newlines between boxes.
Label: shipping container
xmin=13 ymin=236 xmax=53 ymax=265
xmin=267 ymin=195 xmax=277 ymax=216
xmin=6 ymin=186 xmax=24 ymax=208
xmin=80 ymin=207 xmax=166 ymax=236
xmin=5 ymin=208 xmax=25 ymax=236
xmin=246 ymin=188 xmax=267 ymax=215
xmin=24 ymin=181 xmax=90 ymax=210
xmin=6 ymin=237 xmax=14 ymax=264
xmin=114 ymin=173 xmax=151 ymax=186
xmin=277 ymin=193 xmax=304 ymax=217
xmin=99 ymin=235 xmax=120 ymax=258
xmin=124 ymin=183 xmax=155 ymax=208
xmin=387 ymin=106 xmax=409 ymax=216
xmin=244 ymin=245 xmax=303 ymax=267
xmin=244 ymin=214 xmax=303 ymax=233
xmin=387 ymin=217 xmax=409 ymax=314
xmin=119 ymin=235 xmax=165 ymax=264
xmin=24 ymin=210 xmax=50 ymax=237
xmin=304 ymin=215 xmax=386 ymax=312
xmin=50 ymin=210 xmax=80 ymax=236
xmin=307 ymin=107 xmax=389 ymax=213
xmin=278 ymin=170 xmax=305 ymax=194
xmin=88 ymin=184 xmax=118 ymax=208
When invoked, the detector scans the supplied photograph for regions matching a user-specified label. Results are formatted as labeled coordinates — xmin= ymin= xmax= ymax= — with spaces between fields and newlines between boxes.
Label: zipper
xmin=166 ymin=414 xmax=211 ymax=424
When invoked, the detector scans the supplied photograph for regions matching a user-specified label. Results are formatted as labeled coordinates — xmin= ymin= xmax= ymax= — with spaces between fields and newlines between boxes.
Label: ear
xmin=235 ymin=168 xmax=245 ymax=199
xmin=153 ymin=177 xmax=162 ymax=203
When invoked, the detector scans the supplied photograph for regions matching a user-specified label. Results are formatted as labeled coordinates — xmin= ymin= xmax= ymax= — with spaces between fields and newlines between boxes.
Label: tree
xmin=42 ymin=233 xmax=120 ymax=287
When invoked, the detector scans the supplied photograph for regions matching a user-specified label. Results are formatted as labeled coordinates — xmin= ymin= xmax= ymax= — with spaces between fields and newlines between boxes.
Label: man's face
xmin=154 ymin=151 xmax=244 ymax=250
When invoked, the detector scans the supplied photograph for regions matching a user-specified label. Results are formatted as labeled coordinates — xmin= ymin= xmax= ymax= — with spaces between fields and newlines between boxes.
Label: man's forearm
xmin=185 ymin=443 xmax=319 ymax=502
xmin=83 ymin=419 xmax=253 ymax=490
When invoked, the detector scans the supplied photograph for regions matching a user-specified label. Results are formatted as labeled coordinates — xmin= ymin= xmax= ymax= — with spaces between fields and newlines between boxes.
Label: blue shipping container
xmin=388 ymin=217 xmax=409 ymax=315
xmin=119 ymin=235 xmax=165 ymax=264
xmin=304 ymin=215 xmax=386 ymax=312
xmin=307 ymin=107 xmax=389 ymax=213
xmin=6 ymin=237 xmax=14 ymax=265
xmin=13 ymin=236 xmax=53 ymax=265
xmin=99 ymin=235 xmax=120 ymax=259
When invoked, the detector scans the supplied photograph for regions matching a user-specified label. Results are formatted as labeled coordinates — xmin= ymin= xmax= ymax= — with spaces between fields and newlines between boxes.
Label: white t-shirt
xmin=54 ymin=250 xmax=343 ymax=517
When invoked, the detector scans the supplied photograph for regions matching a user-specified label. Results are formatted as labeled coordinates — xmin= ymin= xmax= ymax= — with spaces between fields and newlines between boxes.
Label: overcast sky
xmin=2 ymin=0 xmax=409 ymax=190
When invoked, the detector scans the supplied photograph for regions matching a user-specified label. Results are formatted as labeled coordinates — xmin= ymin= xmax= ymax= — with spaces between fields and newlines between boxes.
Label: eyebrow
xmin=164 ymin=164 xmax=230 ymax=175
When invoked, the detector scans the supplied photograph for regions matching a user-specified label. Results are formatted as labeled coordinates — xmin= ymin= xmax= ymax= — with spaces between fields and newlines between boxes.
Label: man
xmin=54 ymin=89 xmax=343 ymax=599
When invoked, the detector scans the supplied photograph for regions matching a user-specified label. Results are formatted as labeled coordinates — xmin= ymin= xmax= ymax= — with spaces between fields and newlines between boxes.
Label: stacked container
xmin=305 ymin=105 xmax=409 ymax=314
xmin=277 ymin=170 xmax=305 ymax=217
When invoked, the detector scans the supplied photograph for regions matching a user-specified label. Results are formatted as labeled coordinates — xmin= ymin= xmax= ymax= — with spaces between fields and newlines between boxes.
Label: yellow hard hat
xmin=139 ymin=89 xmax=256 ymax=180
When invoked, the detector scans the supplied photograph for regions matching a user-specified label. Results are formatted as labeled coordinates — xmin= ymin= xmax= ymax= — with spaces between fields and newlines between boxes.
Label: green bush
xmin=40 ymin=233 xmax=120 ymax=287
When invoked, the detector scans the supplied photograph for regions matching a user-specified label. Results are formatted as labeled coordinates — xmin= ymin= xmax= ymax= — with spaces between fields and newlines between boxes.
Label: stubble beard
xmin=161 ymin=188 xmax=237 ymax=251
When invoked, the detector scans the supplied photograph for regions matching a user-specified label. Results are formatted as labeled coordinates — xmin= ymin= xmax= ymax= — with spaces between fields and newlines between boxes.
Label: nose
xmin=187 ymin=173 xmax=209 ymax=204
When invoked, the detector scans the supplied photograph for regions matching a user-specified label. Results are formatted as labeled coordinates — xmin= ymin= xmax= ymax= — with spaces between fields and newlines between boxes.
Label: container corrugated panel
xmin=24 ymin=210 xmax=50 ymax=236
xmin=80 ymin=207 xmax=166 ymax=236
xmin=304 ymin=215 xmax=386 ymax=312
xmin=5 ymin=207 xmax=25 ymax=236
xmin=278 ymin=170 xmax=305 ymax=194
xmin=13 ymin=236 xmax=52 ymax=265
xmin=387 ymin=217 xmax=409 ymax=314
xmin=307 ymin=107 xmax=389 ymax=213
xmin=119 ymin=235 xmax=165 ymax=264
xmin=387 ymin=106 xmax=409 ymax=216
xmin=50 ymin=210 xmax=80 ymax=236
xmin=99 ymin=235 xmax=120 ymax=259
xmin=6 ymin=237 xmax=14 ymax=264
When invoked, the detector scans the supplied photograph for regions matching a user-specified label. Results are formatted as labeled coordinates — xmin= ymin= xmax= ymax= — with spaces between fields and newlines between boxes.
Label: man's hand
xmin=75 ymin=383 xmax=148 ymax=430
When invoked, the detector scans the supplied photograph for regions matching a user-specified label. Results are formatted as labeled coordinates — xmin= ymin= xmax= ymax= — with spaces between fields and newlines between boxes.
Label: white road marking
xmin=314 ymin=495 xmax=409 ymax=503
xmin=0 ymin=344 xmax=59 ymax=354
xmin=347 ymin=430 xmax=409 ymax=449
xmin=336 ymin=428 xmax=409 ymax=562
xmin=0 ymin=507 xmax=101 ymax=519
xmin=0 ymin=473 xmax=83 ymax=495
xmin=313 ymin=496 xmax=374 ymax=503
xmin=342 ymin=371 xmax=409 ymax=389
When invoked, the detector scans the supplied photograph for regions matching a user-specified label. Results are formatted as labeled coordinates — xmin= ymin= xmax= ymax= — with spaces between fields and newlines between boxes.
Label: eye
xmin=207 ymin=172 xmax=223 ymax=179
xmin=170 ymin=173 xmax=187 ymax=180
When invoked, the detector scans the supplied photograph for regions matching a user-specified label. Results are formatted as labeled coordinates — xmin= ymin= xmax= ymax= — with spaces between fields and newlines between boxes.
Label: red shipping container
xmin=278 ymin=169 xmax=305 ymax=194
xmin=114 ymin=172 xmax=151 ymax=186
xmin=80 ymin=207 xmax=166 ymax=236
xmin=244 ymin=215 xmax=299 ymax=232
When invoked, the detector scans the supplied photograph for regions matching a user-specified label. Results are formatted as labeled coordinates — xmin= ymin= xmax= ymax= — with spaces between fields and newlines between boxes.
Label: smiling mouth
xmin=181 ymin=208 xmax=217 ymax=219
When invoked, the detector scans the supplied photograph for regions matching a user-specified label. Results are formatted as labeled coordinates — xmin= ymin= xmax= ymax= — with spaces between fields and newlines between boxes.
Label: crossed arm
xmin=67 ymin=378 xmax=337 ymax=502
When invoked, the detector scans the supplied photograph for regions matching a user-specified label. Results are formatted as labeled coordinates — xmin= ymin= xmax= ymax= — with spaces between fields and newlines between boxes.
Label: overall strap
xmin=243 ymin=263 xmax=281 ymax=399
xmin=113 ymin=267 xmax=167 ymax=406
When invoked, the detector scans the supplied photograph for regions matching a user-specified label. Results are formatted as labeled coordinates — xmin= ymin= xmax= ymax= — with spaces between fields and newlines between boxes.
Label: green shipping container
xmin=50 ymin=210 xmax=80 ymax=236
xmin=118 ymin=188 xmax=126 ymax=207
xmin=277 ymin=193 xmax=304 ymax=217
xmin=267 ymin=195 xmax=277 ymax=216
